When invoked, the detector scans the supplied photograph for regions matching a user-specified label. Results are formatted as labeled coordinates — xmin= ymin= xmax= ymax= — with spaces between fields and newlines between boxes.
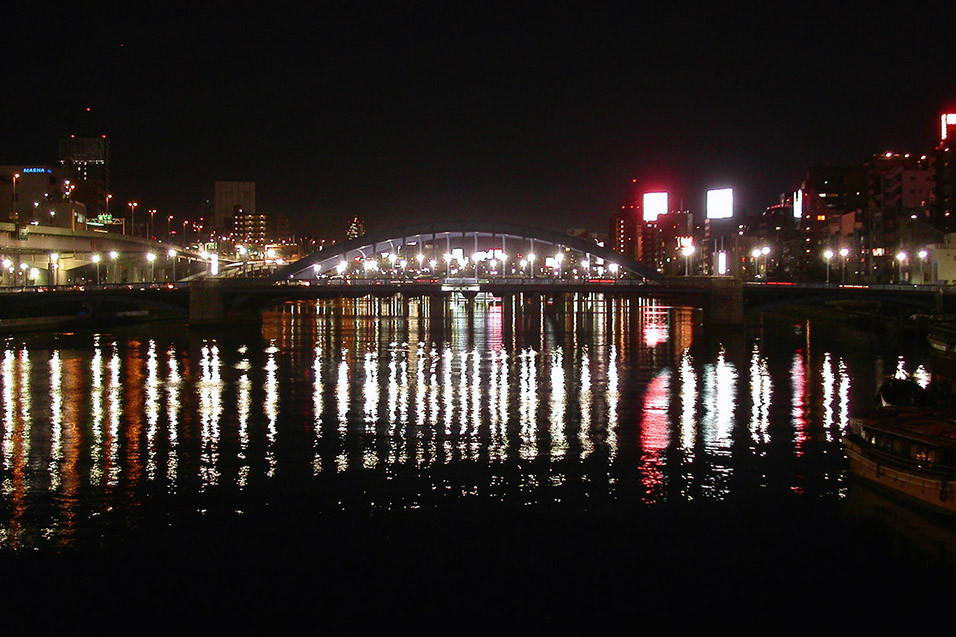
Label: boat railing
xmin=859 ymin=441 xmax=956 ymax=481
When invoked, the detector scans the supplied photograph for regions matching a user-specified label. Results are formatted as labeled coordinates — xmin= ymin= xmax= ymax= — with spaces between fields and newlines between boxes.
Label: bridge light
xmin=167 ymin=249 xmax=177 ymax=259
xmin=146 ymin=252 xmax=156 ymax=262
xmin=312 ymin=263 xmax=320 ymax=277
xmin=896 ymin=251 xmax=907 ymax=263
xmin=398 ymin=259 xmax=407 ymax=270
xmin=416 ymin=253 xmax=425 ymax=266
xmin=109 ymin=251 xmax=119 ymax=260
xmin=761 ymin=246 xmax=770 ymax=256
xmin=92 ymin=254 xmax=101 ymax=263
xmin=608 ymin=262 xmax=620 ymax=277
xmin=50 ymin=253 xmax=59 ymax=263
xmin=429 ymin=259 xmax=437 ymax=270
xmin=751 ymin=248 xmax=761 ymax=259
xmin=839 ymin=248 xmax=849 ymax=258
xmin=2 ymin=259 xmax=10 ymax=270
xmin=918 ymin=249 xmax=928 ymax=260
xmin=823 ymin=249 xmax=834 ymax=260
xmin=336 ymin=260 xmax=347 ymax=275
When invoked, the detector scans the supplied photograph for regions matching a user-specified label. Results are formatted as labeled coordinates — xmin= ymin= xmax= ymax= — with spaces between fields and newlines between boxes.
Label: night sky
xmin=3 ymin=3 xmax=955 ymax=237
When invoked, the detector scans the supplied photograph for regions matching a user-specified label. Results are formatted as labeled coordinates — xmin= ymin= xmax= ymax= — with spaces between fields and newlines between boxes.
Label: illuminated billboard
xmin=642 ymin=192 xmax=668 ymax=222
xmin=942 ymin=113 xmax=956 ymax=141
xmin=706 ymin=188 xmax=734 ymax=219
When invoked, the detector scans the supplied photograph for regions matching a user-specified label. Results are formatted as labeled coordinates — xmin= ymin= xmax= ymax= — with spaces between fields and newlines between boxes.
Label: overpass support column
xmin=705 ymin=277 xmax=744 ymax=326
xmin=189 ymin=279 xmax=225 ymax=325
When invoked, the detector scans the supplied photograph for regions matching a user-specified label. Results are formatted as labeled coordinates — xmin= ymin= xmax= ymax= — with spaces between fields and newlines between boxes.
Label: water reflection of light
xmin=166 ymin=345 xmax=180 ymax=491
xmin=312 ymin=345 xmax=323 ymax=475
xmin=642 ymin=310 xmax=669 ymax=348
xmin=822 ymin=353 xmax=835 ymax=441
xmin=640 ymin=369 xmax=671 ymax=502
xmin=90 ymin=338 xmax=104 ymax=486
xmin=145 ymin=340 xmax=159 ymax=481
xmin=549 ymin=347 xmax=567 ymax=460
xmin=578 ymin=347 xmax=593 ymax=459
xmin=107 ymin=342 xmax=121 ymax=487
xmin=791 ymin=351 xmax=807 ymax=455
xmin=702 ymin=346 xmax=736 ymax=448
xmin=749 ymin=343 xmax=771 ymax=445
xmin=838 ymin=358 xmax=850 ymax=433
xmin=519 ymin=347 xmax=538 ymax=460
xmin=265 ymin=342 xmax=278 ymax=477
xmin=49 ymin=350 xmax=63 ymax=490
xmin=199 ymin=341 xmax=223 ymax=488
xmin=678 ymin=349 xmax=698 ymax=496
xmin=336 ymin=351 xmax=349 ymax=473
xmin=606 ymin=344 xmax=618 ymax=461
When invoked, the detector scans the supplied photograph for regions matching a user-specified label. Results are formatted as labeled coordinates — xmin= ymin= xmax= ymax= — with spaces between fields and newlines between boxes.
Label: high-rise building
xmin=202 ymin=181 xmax=256 ymax=235
xmin=58 ymin=133 xmax=110 ymax=219
xmin=609 ymin=180 xmax=639 ymax=259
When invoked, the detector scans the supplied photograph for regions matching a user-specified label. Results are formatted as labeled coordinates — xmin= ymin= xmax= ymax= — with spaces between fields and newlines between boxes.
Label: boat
xmin=845 ymin=381 xmax=956 ymax=514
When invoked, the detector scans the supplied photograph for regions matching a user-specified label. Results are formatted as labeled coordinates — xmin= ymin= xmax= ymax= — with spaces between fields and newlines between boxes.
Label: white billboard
xmin=707 ymin=188 xmax=734 ymax=219
xmin=642 ymin=192 xmax=668 ymax=222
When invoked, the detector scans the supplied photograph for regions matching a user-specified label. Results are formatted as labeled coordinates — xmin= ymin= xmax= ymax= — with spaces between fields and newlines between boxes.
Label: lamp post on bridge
xmin=823 ymin=249 xmax=834 ymax=283
xmin=92 ymin=253 xmax=101 ymax=285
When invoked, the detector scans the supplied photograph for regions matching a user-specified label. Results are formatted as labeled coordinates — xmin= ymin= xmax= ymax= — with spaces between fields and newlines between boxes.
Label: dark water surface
xmin=1 ymin=297 xmax=954 ymax=627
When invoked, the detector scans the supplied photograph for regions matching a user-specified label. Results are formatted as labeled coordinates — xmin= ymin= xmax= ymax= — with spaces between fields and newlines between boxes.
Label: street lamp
xmin=11 ymin=173 xmax=20 ymax=223
xmin=839 ymin=247 xmax=849 ymax=282
xmin=92 ymin=253 xmax=101 ymax=284
xmin=148 ymin=209 xmax=157 ymax=239
xmin=49 ymin=253 xmax=58 ymax=287
xmin=527 ymin=252 xmax=536 ymax=279
xmin=167 ymin=248 xmax=177 ymax=281
xmin=146 ymin=252 xmax=156 ymax=282
xmin=681 ymin=245 xmax=695 ymax=276
xmin=554 ymin=251 xmax=564 ymax=278
xmin=918 ymin=249 xmax=928 ymax=284
xmin=109 ymin=251 xmax=119 ymax=284
xmin=823 ymin=249 xmax=834 ymax=283
xmin=896 ymin=251 xmax=908 ymax=283
xmin=128 ymin=202 xmax=138 ymax=236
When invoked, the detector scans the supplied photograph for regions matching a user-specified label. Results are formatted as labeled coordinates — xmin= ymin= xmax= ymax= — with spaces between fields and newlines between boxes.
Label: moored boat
xmin=844 ymin=405 xmax=956 ymax=515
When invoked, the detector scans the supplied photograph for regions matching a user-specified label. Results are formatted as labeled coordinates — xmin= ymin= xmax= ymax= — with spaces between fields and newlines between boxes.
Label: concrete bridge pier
xmin=189 ymin=279 xmax=226 ymax=325
xmin=704 ymin=277 xmax=744 ymax=327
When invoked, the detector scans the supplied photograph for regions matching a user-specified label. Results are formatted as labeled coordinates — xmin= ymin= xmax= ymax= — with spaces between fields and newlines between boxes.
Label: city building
xmin=233 ymin=209 xmax=291 ymax=248
xmin=0 ymin=164 xmax=87 ymax=231
xmin=202 ymin=181 xmax=256 ymax=235
xmin=609 ymin=180 xmax=639 ymax=260
xmin=58 ymin=132 xmax=110 ymax=220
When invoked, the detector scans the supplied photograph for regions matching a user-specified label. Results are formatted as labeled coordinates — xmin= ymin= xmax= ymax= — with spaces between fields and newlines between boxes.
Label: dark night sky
xmin=3 ymin=3 xmax=956 ymax=237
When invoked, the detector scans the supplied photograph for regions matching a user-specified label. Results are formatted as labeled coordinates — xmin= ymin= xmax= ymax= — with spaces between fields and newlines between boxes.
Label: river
xmin=0 ymin=296 xmax=953 ymax=628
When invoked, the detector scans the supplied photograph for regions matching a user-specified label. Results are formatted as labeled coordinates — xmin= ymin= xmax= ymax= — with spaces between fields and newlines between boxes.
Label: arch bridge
xmin=271 ymin=221 xmax=665 ymax=283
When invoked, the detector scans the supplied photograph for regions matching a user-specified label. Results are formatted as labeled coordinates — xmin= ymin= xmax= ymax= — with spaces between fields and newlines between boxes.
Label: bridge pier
xmin=704 ymin=277 xmax=744 ymax=326
xmin=189 ymin=279 xmax=226 ymax=325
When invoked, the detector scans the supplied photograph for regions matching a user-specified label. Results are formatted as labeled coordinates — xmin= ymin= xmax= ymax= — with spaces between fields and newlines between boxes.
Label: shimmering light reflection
xmin=49 ymin=351 xmax=63 ymax=490
xmin=702 ymin=346 xmax=736 ymax=449
xmin=145 ymin=340 xmax=160 ymax=481
xmin=749 ymin=343 xmax=771 ymax=445
xmin=264 ymin=342 xmax=279 ymax=477
xmin=549 ymin=347 xmax=567 ymax=460
xmin=166 ymin=345 xmax=181 ymax=491
xmin=640 ymin=370 xmax=671 ymax=502
xmin=791 ymin=351 xmax=808 ymax=455
xmin=199 ymin=340 xmax=223 ymax=488
xmin=0 ymin=300 xmax=899 ymax=552
xmin=518 ymin=348 xmax=538 ymax=460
